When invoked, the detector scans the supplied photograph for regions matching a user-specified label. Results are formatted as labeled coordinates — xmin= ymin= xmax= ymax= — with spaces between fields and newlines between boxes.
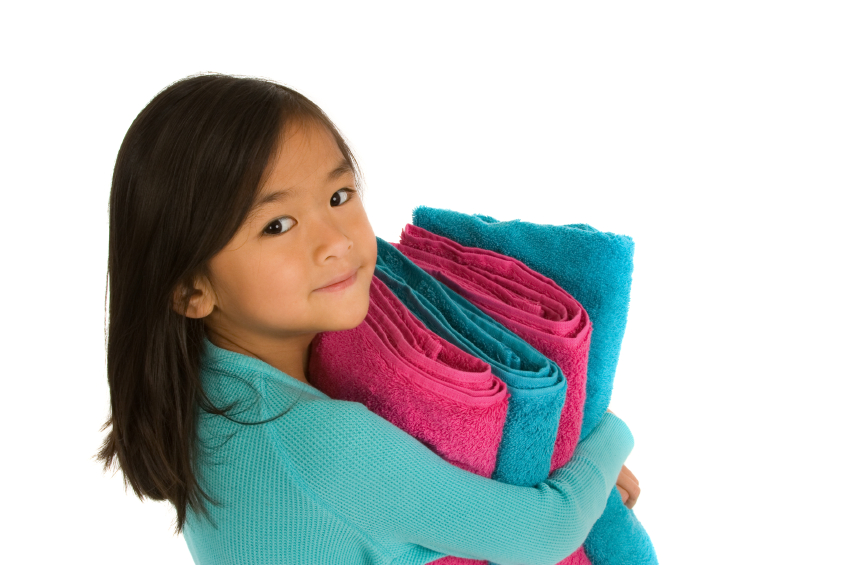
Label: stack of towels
xmin=308 ymin=206 xmax=657 ymax=565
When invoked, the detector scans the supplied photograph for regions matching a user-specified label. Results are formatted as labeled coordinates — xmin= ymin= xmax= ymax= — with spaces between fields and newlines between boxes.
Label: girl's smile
xmin=314 ymin=268 xmax=358 ymax=292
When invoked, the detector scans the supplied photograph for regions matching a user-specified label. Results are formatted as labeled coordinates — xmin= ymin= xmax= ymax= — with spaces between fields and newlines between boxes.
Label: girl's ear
xmin=172 ymin=276 xmax=216 ymax=319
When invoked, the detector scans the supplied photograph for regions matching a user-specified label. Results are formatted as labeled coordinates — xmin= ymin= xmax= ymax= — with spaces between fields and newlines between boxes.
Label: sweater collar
xmin=200 ymin=337 xmax=331 ymax=400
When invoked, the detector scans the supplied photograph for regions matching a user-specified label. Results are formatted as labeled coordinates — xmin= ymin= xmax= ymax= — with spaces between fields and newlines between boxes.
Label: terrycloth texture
xmin=310 ymin=277 xmax=510 ymax=565
xmin=374 ymin=237 xmax=569 ymax=492
xmin=394 ymin=224 xmax=592 ymax=473
xmin=183 ymin=337 xmax=636 ymax=565
xmin=373 ymin=239 xmax=596 ymax=565
xmin=584 ymin=488 xmax=659 ymax=565
xmin=310 ymin=275 xmax=510 ymax=479
xmin=393 ymin=225 xmax=594 ymax=565
xmin=410 ymin=207 xmax=656 ymax=565
xmin=411 ymin=206 xmax=634 ymax=439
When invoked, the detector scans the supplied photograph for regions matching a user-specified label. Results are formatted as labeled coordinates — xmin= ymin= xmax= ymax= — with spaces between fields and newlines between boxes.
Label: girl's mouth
xmin=315 ymin=269 xmax=358 ymax=292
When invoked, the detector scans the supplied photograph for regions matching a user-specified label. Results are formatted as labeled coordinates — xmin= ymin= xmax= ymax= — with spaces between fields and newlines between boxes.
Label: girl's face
xmin=199 ymin=118 xmax=377 ymax=354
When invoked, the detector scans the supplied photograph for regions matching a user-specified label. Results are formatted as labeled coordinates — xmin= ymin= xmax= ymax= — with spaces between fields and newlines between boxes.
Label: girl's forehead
xmin=280 ymin=117 xmax=337 ymax=154
xmin=266 ymin=120 xmax=344 ymax=186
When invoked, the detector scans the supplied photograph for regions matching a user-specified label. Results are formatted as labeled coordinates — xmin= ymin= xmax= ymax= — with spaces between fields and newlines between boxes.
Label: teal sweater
xmin=183 ymin=339 xmax=634 ymax=565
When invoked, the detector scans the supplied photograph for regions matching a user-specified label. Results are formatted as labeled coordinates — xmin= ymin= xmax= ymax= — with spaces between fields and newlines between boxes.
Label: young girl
xmin=98 ymin=73 xmax=639 ymax=565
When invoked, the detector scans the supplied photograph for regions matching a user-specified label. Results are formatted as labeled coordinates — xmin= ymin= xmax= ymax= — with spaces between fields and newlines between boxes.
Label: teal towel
xmin=375 ymin=237 xmax=567 ymax=489
xmin=411 ymin=207 xmax=634 ymax=439
xmin=586 ymin=488 xmax=659 ymax=565
xmin=410 ymin=206 xmax=657 ymax=565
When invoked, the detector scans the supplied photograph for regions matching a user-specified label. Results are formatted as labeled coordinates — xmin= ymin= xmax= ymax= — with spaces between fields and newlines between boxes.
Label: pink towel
xmin=395 ymin=224 xmax=592 ymax=472
xmin=394 ymin=224 xmax=594 ymax=565
xmin=309 ymin=276 xmax=510 ymax=565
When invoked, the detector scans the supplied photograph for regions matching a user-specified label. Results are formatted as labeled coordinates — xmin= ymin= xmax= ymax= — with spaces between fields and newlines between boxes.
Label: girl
xmin=97 ymin=73 xmax=639 ymax=565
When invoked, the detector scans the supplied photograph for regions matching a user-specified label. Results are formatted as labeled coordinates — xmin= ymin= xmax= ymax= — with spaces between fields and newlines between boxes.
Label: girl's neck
xmin=206 ymin=327 xmax=316 ymax=385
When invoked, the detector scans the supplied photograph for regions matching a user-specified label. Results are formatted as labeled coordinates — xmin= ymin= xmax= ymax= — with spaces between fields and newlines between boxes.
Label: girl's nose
xmin=313 ymin=213 xmax=354 ymax=262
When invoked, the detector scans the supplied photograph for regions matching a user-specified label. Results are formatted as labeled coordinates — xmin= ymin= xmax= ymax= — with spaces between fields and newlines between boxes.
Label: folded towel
xmin=374 ymin=237 xmax=568 ymax=490
xmin=393 ymin=224 xmax=597 ymax=565
xmin=409 ymin=207 xmax=656 ymax=565
xmin=309 ymin=276 xmax=509 ymax=477
xmin=309 ymin=276 xmax=510 ymax=565
xmin=410 ymin=207 xmax=634 ymax=440
xmin=393 ymin=224 xmax=591 ymax=474
xmin=373 ymin=238 xmax=602 ymax=565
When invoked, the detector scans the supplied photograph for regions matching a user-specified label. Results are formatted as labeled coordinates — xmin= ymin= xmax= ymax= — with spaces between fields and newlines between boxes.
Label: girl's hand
xmin=616 ymin=464 xmax=640 ymax=509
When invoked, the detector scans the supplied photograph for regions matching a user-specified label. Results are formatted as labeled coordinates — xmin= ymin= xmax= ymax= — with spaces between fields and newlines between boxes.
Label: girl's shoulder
xmin=200 ymin=338 xmax=331 ymax=398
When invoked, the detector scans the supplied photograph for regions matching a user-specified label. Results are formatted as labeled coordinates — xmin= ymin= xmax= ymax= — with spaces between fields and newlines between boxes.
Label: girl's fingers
xmin=616 ymin=465 xmax=641 ymax=509
xmin=618 ymin=475 xmax=639 ymax=500
xmin=620 ymin=464 xmax=639 ymax=484
xmin=625 ymin=490 xmax=639 ymax=509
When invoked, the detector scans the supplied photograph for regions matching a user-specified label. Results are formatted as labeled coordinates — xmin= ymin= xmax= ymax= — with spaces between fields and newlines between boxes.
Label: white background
xmin=2 ymin=1 xmax=847 ymax=563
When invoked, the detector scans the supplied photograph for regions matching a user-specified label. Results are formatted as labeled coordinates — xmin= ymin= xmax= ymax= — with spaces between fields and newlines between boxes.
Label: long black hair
xmin=97 ymin=73 xmax=362 ymax=533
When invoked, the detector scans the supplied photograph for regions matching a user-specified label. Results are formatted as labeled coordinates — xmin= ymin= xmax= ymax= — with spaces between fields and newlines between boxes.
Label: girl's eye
xmin=263 ymin=217 xmax=296 ymax=236
xmin=330 ymin=188 xmax=355 ymax=207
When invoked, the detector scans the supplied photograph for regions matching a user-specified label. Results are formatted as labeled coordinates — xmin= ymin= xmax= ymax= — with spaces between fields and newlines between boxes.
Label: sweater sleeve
xmin=281 ymin=404 xmax=633 ymax=565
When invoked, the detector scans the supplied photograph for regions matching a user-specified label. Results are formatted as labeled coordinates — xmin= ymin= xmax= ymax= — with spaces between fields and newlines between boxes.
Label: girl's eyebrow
xmin=326 ymin=160 xmax=354 ymax=181
xmin=249 ymin=159 xmax=354 ymax=216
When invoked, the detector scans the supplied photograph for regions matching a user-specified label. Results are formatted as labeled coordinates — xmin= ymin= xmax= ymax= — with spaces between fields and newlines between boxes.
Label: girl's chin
xmin=342 ymin=306 xmax=370 ymax=330
xmin=316 ymin=297 xmax=370 ymax=333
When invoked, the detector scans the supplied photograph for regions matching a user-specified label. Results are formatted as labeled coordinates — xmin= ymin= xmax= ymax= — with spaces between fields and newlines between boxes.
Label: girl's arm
xmin=283 ymin=404 xmax=633 ymax=565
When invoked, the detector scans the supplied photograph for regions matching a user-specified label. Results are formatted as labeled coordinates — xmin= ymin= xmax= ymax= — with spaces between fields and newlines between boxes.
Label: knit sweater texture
xmin=183 ymin=338 xmax=634 ymax=565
